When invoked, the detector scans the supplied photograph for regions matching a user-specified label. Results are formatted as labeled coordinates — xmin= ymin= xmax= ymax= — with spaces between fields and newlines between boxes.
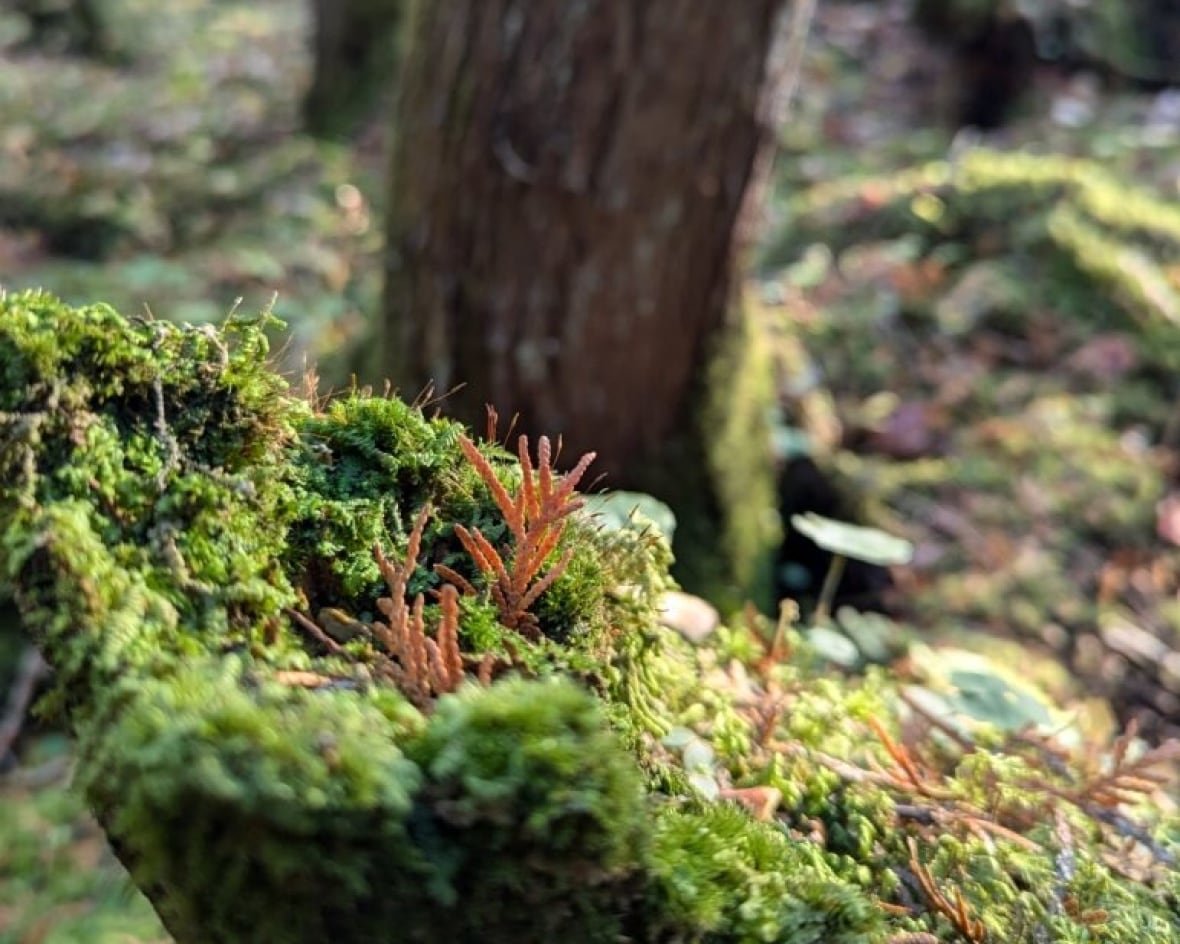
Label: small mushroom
xmin=789 ymin=513 xmax=913 ymax=625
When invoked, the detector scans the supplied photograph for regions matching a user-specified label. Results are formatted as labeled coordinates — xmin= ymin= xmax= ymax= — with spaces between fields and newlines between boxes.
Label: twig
xmin=1087 ymin=806 xmax=1176 ymax=867
xmin=287 ymin=607 xmax=346 ymax=654
xmin=898 ymin=686 xmax=975 ymax=751
xmin=868 ymin=716 xmax=955 ymax=800
xmin=152 ymin=376 xmax=182 ymax=490
xmin=907 ymin=837 xmax=987 ymax=942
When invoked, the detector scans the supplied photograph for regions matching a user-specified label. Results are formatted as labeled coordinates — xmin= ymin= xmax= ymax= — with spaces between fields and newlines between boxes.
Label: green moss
xmin=639 ymin=298 xmax=782 ymax=615
xmin=768 ymin=153 xmax=1180 ymax=375
xmin=404 ymin=677 xmax=645 ymax=940
xmin=700 ymin=297 xmax=783 ymax=613
xmin=283 ymin=394 xmax=476 ymax=606
xmin=646 ymin=804 xmax=884 ymax=943
xmin=763 ymin=148 xmax=1180 ymax=694
xmin=0 ymin=290 xmax=663 ymax=943
xmin=77 ymin=658 xmax=427 ymax=943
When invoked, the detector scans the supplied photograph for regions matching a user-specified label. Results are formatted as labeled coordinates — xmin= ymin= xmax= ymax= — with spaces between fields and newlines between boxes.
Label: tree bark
xmin=304 ymin=0 xmax=401 ymax=139
xmin=382 ymin=0 xmax=808 ymax=602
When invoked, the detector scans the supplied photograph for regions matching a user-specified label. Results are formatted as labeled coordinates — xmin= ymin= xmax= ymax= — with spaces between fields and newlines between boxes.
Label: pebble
xmin=658 ymin=591 xmax=720 ymax=644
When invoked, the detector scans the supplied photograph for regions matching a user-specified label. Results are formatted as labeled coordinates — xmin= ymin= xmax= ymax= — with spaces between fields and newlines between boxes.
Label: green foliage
xmin=0 ymin=290 xmax=658 ymax=943
xmin=0 ymin=761 xmax=166 ymax=943
xmin=0 ymin=0 xmax=381 ymax=388
xmin=77 ymin=658 xmax=428 ymax=943
xmin=284 ymin=394 xmax=475 ymax=605
xmin=789 ymin=513 xmax=913 ymax=567
xmin=770 ymin=152 xmax=1180 ymax=369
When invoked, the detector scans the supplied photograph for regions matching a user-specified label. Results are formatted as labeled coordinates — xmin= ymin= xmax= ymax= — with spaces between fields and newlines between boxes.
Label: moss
xmin=76 ymin=658 xmax=427 ymax=943
xmin=0 ymin=290 xmax=661 ymax=943
xmin=762 ymin=148 xmax=1180 ymax=731
xmin=700 ymin=295 xmax=784 ymax=613
xmin=638 ymin=298 xmax=782 ymax=615
xmin=645 ymin=804 xmax=884 ymax=943
xmin=283 ymin=394 xmax=478 ymax=607
xmin=3 ymin=291 xmax=1179 ymax=943
xmin=404 ymin=677 xmax=645 ymax=940
xmin=767 ymin=152 xmax=1180 ymax=370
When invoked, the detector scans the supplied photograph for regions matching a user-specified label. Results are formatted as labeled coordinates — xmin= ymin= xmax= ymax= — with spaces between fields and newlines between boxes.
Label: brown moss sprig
xmin=437 ymin=433 xmax=595 ymax=639
xmin=906 ymin=838 xmax=988 ymax=943
xmin=858 ymin=708 xmax=1180 ymax=877
xmin=867 ymin=716 xmax=955 ymax=802
xmin=1063 ymin=719 xmax=1180 ymax=810
xmin=1018 ymin=720 xmax=1180 ymax=878
xmin=372 ymin=505 xmax=464 ymax=709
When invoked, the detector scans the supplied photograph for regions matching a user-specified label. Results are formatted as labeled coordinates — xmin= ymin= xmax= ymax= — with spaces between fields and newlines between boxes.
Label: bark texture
xmin=383 ymin=0 xmax=805 ymax=601
xmin=385 ymin=0 xmax=795 ymax=470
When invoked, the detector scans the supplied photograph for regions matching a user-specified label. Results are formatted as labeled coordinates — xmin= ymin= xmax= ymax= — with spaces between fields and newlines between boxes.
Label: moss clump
xmin=646 ymin=805 xmax=883 ymax=943
xmin=77 ymin=657 xmax=427 ymax=943
xmin=0 ymin=290 xmax=656 ymax=943
xmin=404 ymin=677 xmax=646 ymax=940
xmin=3 ymin=290 xmax=1179 ymax=943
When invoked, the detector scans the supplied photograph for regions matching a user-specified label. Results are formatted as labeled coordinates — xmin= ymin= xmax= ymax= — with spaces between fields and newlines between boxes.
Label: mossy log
xmin=1 ymin=291 xmax=1178 ymax=942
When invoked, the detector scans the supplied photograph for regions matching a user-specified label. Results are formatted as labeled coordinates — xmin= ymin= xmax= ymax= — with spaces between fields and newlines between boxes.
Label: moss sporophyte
xmin=2 ymin=291 xmax=1179 ymax=943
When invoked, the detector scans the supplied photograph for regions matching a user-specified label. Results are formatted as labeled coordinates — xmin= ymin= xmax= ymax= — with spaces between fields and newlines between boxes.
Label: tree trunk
xmin=304 ymin=0 xmax=401 ymax=139
xmin=382 ymin=0 xmax=809 ymax=603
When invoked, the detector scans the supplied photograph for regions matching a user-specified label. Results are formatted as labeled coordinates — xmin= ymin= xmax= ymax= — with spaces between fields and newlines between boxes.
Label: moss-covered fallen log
xmin=1 ymin=290 xmax=1178 ymax=942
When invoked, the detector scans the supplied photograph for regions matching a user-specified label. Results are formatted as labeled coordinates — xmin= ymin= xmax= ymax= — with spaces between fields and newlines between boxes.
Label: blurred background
xmin=4 ymin=0 xmax=1180 ymax=939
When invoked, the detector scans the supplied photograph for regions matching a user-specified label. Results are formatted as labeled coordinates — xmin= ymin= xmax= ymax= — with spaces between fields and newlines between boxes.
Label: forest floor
xmin=763 ymin=0 xmax=1180 ymax=743
xmin=0 ymin=0 xmax=385 ymax=386
xmin=3 ymin=0 xmax=1180 ymax=940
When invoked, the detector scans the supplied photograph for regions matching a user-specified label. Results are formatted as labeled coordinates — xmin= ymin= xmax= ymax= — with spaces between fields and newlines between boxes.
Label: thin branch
xmin=287 ymin=607 xmax=346 ymax=654
xmin=907 ymin=838 xmax=987 ymax=943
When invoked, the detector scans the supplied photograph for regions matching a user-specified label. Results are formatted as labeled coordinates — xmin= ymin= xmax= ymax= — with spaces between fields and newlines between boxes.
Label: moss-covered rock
xmin=2 ymin=290 xmax=1178 ymax=942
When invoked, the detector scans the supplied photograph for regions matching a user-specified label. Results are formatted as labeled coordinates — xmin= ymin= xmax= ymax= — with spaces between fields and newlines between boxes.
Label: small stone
xmin=719 ymin=786 xmax=782 ymax=821
xmin=1100 ymin=618 xmax=1169 ymax=667
xmin=658 ymin=591 xmax=720 ymax=644
xmin=275 ymin=670 xmax=333 ymax=688
xmin=317 ymin=607 xmax=370 ymax=643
